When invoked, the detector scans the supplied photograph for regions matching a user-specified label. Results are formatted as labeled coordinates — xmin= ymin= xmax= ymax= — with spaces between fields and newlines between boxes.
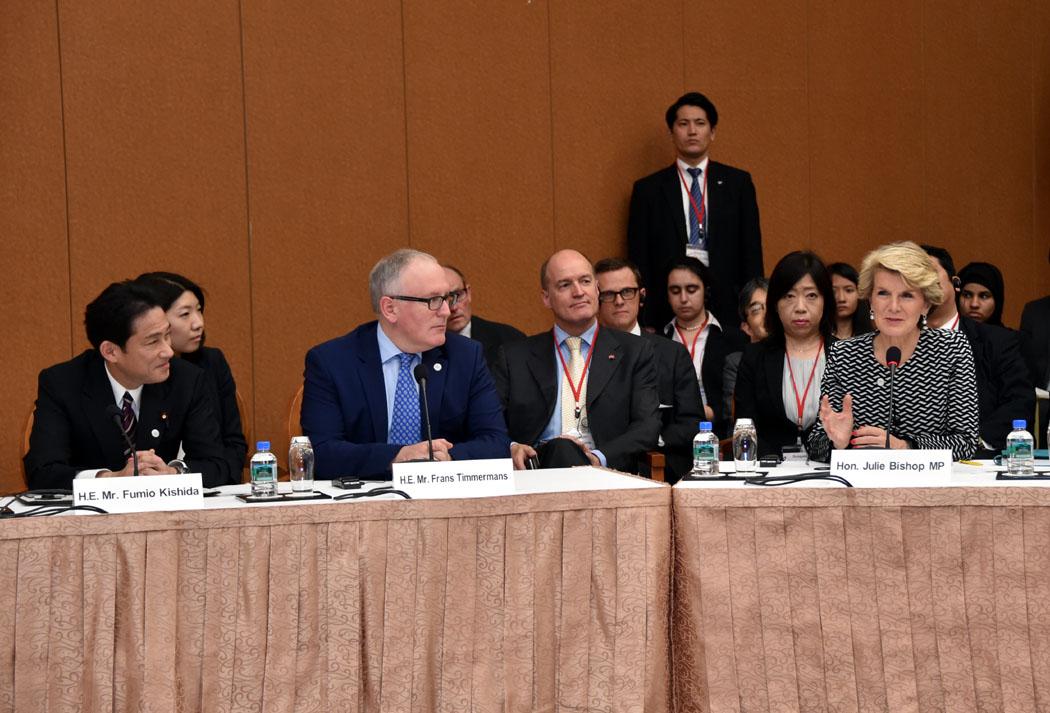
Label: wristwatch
xmin=167 ymin=459 xmax=188 ymax=474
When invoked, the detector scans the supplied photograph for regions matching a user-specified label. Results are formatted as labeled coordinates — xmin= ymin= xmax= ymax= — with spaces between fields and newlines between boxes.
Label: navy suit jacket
xmin=301 ymin=322 xmax=510 ymax=479
xmin=24 ymin=349 xmax=237 ymax=490
xmin=628 ymin=161 xmax=763 ymax=329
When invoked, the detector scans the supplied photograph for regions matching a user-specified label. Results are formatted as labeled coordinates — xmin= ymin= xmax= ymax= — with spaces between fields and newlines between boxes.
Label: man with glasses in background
xmin=301 ymin=249 xmax=510 ymax=479
xmin=442 ymin=264 xmax=525 ymax=369
xmin=594 ymin=257 xmax=702 ymax=482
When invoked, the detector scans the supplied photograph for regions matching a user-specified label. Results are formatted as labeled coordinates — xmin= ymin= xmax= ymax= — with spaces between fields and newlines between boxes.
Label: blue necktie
xmin=687 ymin=167 xmax=705 ymax=247
xmin=388 ymin=353 xmax=421 ymax=445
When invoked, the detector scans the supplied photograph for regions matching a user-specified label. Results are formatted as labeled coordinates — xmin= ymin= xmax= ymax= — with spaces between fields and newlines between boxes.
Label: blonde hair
xmin=858 ymin=241 xmax=943 ymax=307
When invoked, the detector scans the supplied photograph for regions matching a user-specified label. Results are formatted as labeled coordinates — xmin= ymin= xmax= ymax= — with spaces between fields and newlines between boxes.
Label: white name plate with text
xmin=831 ymin=449 xmax=952 ymax=484
xmin=73 ymin=473 xmax=205 ymax=514
xmin=392 ymin=459 xmax=515 ymax=499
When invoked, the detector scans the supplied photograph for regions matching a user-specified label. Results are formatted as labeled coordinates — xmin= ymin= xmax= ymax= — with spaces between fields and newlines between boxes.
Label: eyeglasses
xmin=747 ymin=303 xmax=766 ymax=316
xmin=597 ymin=287 xmax=640 ymax=303
xmin=389 ymin=292 xmax=460 ymax=311
xmin=448 ymin=288 xmax=468 ymax=302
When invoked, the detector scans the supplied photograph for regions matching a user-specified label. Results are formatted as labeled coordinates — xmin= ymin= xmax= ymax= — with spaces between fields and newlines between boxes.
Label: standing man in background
xmin=628 ymin=91 xmax=763 ymax=330
xmin=442 ymin=264 xmax=525 ymax=370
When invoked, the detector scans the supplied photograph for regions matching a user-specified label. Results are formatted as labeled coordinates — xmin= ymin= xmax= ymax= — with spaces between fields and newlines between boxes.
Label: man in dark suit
xmin=1021 ymin=291 xmax=1050 ymax=445
xmin=442 ymin=264 xmax=525 ymax=369
xmin=594 ymin=257 xmax=702 ymax=482
xmin=301 ymin=249 xmax=510 ymax=479
xmin=924 ymin=246 xmax=1033 ymax=453
xmin=628 ymin=91 xmax=763 ymax=330
xmin=491 ymin=249 xmax=660 ymax=472
xmin=24 ymin=280 xmax=237 ymax=490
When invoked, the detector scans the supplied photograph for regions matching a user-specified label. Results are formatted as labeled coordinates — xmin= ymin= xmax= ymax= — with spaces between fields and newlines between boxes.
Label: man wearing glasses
xmin=301 ymin=249 xmax=510 ymax=478
xmin=594 ymin=257 xmax=703 ymax=483
xmin=442 ymin=264 xmax=525 ymax=369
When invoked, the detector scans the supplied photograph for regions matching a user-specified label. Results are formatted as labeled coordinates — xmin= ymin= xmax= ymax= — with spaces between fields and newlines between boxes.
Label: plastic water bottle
xmin=691 ymin=421 xmax=719 ymax=475
xmin=250 ymin=441 xmax=278 ymax=496
xmin=733 ymin=418 xmax=758 ymax=473
xmin=288 ymin=436 xmax=315 ymax=493
xmin=1006 ymin=420 xmax=1034 ymax=475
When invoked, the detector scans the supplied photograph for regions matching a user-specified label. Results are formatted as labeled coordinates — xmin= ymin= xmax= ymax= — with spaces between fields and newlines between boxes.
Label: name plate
xmin=392 ymin=458 xmax=515 ymax=499
xmin=831 ymin=449 xmax=952 ymax=482
xmin=73 ymin=473 xmax=205 ymax=513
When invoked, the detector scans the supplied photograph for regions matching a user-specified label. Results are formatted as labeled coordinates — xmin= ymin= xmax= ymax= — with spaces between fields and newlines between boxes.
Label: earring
xmin=869 ymin=309 xmax=875 ymax=321
xmin=920 ymin=313 xmax=928 ymax=328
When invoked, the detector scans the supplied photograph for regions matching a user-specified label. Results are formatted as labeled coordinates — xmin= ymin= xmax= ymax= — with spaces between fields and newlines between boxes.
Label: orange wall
xmin=3 ymin=0 xmax=1049 ymax=494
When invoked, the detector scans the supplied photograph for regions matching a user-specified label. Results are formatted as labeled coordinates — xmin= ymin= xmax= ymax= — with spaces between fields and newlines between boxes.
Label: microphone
xmin=413 ymin=363 xmax=435 ymax=461
xmin=106 ymin=404 xmax=139 ymax=476
xmin=884 ymin=346 xmax=902 ymax=449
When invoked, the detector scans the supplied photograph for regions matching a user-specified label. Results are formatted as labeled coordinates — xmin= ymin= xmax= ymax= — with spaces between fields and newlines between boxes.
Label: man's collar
xmin=103 ymin=362 xmax=143 ymax=406
xmin=554 ymin=320 xmax=598 ymax=346
xmin=377 ymin=322 xmax=421 ymax=362
xmin=676 ymin=156 xmax=710 ymax=172
xmin=629 ymin=322 xmax=642 ymax=336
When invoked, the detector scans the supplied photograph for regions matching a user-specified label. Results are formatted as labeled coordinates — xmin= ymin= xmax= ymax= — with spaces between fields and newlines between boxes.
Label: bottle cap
xmin=291 ymin=436 xmax=312 ymax=445
xmin=1012 ymin=419 xmax=1027 ymax=429
xmin=699 ymin=421 xmax=712 ymax=430
xmin=734 ymin=418 xmax=754 ymax=427
xmin=257 ymin=440 xmax=271 ymax=450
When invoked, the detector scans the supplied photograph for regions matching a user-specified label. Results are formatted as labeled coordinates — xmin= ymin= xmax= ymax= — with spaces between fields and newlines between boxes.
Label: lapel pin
xmin=608 ymin=354 xmax=616 ymax=360
xmin=434 ymin=363 xmax=443 ymax=372
xmin=717 ymin=180 xmax=724 ymax=185
xmin=150 ymin=428 xmax=160 ymax=438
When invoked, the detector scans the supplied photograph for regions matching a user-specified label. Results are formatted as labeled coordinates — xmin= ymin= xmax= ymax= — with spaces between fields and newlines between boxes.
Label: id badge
xmin=685 ymin=245 xmax=709 ymax=266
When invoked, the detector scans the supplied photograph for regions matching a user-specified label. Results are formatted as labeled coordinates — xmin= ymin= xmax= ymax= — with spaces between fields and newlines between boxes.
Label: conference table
xmin=673 ymin=461 xmax=1050 ymax=713
xmin=0 ymin=468 xmax=671 ymax=713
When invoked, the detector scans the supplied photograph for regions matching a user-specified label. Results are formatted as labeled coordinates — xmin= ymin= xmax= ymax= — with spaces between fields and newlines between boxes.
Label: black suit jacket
xmin=492 ymin=327 xmax=661 ymax=473
xmin=628 ymin=161 xmax=763 ymax=329
xmin=1021 ymin=296 xmax=1050 ymax=390
xmin=466 ymin=315 xmax=526 ymax=370
xmin=958 ymin=317 xmax=1034 ymax=449
xmin=734 ymin=340 xmax=818 ymax=457
xmin=641 ymin=332 xmax=703 ymax=482
xmin=661 ymin=322 xmax=730 ymax=436
xmin=24 ymin=349 xmax=238 ymax=490
xmin=185 ymin=346 xmax=247 ymax=473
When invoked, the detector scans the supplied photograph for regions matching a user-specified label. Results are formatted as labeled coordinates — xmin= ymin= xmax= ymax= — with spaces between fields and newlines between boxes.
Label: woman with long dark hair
xmin=828 ymin=262 xmax=872 ymax=338
xmin=136 ymin=272 xmax=247 ymax=472
xmin=734 ymin=251 xmax=837 ymax=457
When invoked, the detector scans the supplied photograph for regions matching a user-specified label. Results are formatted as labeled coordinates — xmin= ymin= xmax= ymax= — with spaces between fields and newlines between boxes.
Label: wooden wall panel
xmin=0 ymin=2 xmax=70 ymax=494
xmin=403 ymin=0 xmax=553 ymax=335
xmin=1030 ymin=4 xmax=1050 ymax=317
xmin=242 ymin=0 xmax=408 ymax=457
xmin=548 ymin=0 xmax=682 ymax=274
xmin=923 ymin=1 xmax=1035 ymax=326
xmin=807 ymin=1 xmax=925 ymax=267
xmin=686 ymin=1 xmax=809 ymax=272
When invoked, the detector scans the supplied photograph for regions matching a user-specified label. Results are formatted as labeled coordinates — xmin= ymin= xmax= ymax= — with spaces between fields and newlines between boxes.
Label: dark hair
xmin=737 ymin=277 xmax=769 ymax=321
xmin=764 ymin=251 xmax=836 ymax=346
xmin=827 ymin=261 xmax=873 ymax=336
xmin=919 ymin=245 xmax=956 ymax=278
xmin=665 ymin=92 xmax=719 ymax=130
xmin=957 ymin=261 xmax=1005 ymax=326
xmin=84 ymin=280 xmax=164 ymax=350
xmin=136 ymin=272 xmax=208 ymax=356
xmin=594 ymin=257 xmax=643 ymax=287
xmin=828 ymin=262 xmax=859 ymax=285
xmin=666 ymin=256 xmax=715 ymax=311
xmin=136 ymin=271 xmax=206 ymax=311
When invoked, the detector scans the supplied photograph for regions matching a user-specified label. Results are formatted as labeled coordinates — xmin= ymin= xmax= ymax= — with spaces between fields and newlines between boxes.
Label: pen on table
xmin=959 ymin=460 xmax=984 ymax=466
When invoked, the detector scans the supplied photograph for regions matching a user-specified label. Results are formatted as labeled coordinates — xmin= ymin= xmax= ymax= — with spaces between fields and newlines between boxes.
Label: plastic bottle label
xmin=251 ymin=462 xmax=276 ymax=483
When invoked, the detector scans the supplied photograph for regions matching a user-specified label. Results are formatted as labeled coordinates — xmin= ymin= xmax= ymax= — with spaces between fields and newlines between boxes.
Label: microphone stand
xmin=413 ymin=363 xmax=435 ymax=462
xmin=107 ymin=405 xmax=139 ymax=476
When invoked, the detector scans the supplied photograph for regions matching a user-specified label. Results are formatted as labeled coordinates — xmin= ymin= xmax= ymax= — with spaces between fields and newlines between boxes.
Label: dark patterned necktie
xmin=120 ymin=391 xmax=136 ymax=456
xmin=687 ymin=167 xmax=706 ymax=247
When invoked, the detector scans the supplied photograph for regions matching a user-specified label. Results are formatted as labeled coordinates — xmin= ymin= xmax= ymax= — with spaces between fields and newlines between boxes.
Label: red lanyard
xmin=553 ymin=325 xmax=598 ymax=416
xmin=676 ymin=164 xmax=707 ymax=227
xmin=785 ymin=338 xmax=824 ymax=430
xmin=674 ymin=316 xmax=709 ymax=363
xmin=949 ymin=312 xmax=960 ymax=330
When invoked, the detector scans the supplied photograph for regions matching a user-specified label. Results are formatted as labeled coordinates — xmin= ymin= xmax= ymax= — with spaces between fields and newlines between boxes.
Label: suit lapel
xmin=83 ymin=357 xmax=127 ymax=463
xmin=357 ymin=326 xmax=390 ymax=442
xmin=138 ymin=378 xmax=172 ymax=451
xmin=526 ymin=332 xmax=558 ymax=422
xmin=660 ymin=165 xmax=688 ymax=245
xmin=421 ymin=345 xmax=448 ymax=429
xmin=586 ymin=328 xmax=621 ymax=407
xmin=705 ymin=161 xmax=725 ymax=252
